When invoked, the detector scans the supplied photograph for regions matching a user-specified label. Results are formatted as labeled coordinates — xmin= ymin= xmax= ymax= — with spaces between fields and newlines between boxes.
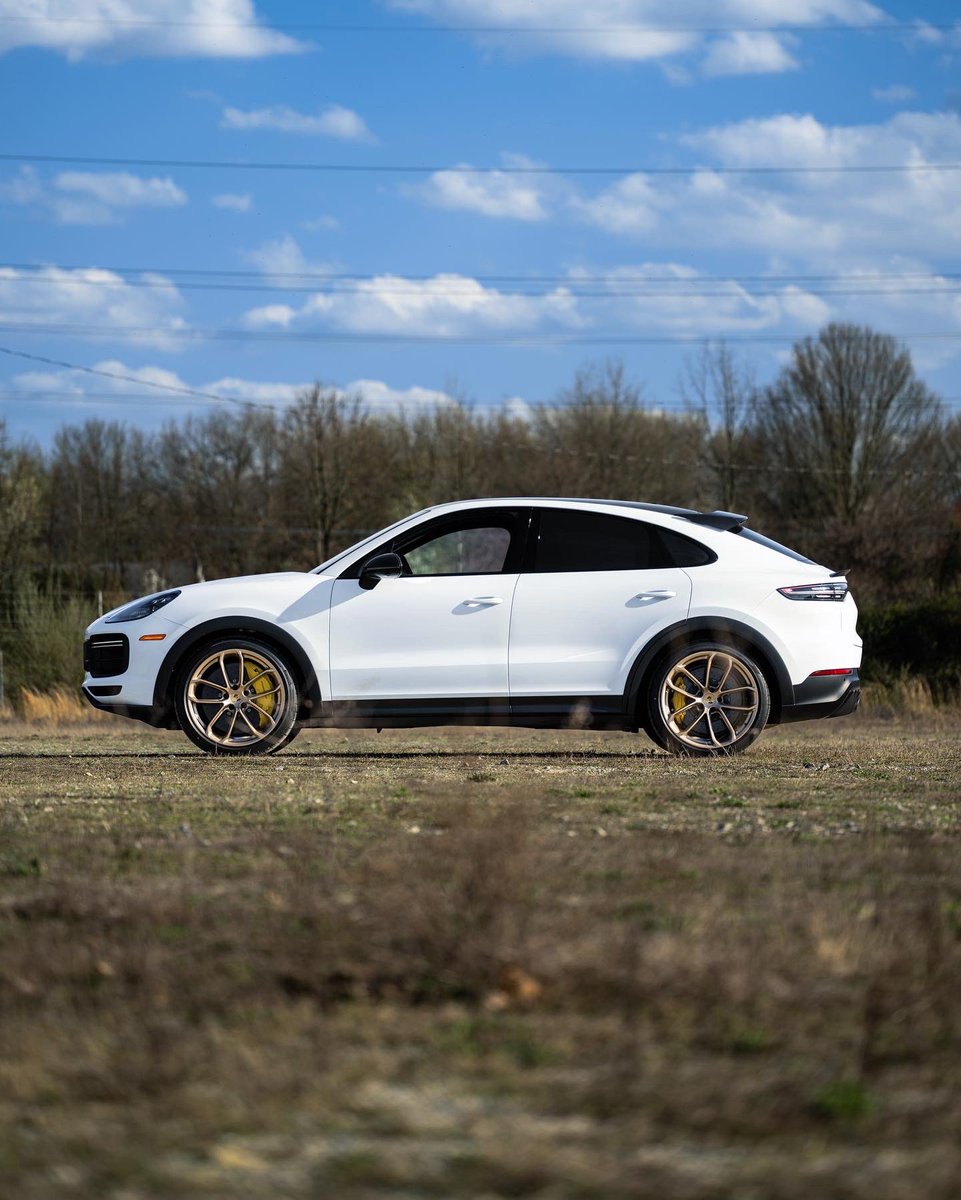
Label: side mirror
xmin=359 ymin=551 xmax=405 ymax=591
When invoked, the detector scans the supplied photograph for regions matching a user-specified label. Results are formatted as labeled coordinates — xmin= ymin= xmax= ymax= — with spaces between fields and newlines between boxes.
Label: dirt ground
xmin=2 ymin=713 xmax=960 ymax=1198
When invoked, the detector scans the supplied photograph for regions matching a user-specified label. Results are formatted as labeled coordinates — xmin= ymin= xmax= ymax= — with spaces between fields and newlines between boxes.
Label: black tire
xmin=174 ymin=637 xmax=301 ymax=756
xmin=643 ymin=641 xmax=771 ymax=757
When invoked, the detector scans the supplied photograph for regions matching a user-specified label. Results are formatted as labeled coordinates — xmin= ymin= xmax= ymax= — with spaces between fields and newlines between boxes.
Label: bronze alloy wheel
xmin=175 ymin=638 xmax=300 ymax=755
xmin=647 ymin=642 xmax=771 ymax=756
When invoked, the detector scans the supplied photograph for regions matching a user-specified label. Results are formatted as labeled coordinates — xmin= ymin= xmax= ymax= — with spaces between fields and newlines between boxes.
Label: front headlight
xmin=104 ymin=589 xmax=181 ymax=623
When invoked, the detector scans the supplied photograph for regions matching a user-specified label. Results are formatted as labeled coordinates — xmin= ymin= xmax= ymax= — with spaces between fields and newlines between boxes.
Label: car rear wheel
xmin=175 ymin=637 xmax=301 ymax=756
xmin=645 ymin=642 xmax=770 ymax=756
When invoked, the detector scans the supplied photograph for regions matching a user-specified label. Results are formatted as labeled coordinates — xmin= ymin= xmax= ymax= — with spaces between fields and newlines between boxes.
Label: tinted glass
xmin=405 ymin=526 xmax=511 ymax=575
xmin=533 ymin=509 xmax=713 ymax=572
xmin=657 ymin=527 xmax=715 ymax=568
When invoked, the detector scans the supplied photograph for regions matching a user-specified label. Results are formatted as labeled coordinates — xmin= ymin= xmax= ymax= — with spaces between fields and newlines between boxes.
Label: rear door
xmin=508 ymin=507 xmax=698 ymax=699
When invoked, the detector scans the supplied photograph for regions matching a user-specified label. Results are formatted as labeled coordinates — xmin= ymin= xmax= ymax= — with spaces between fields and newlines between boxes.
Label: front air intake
xmin=84 ymin=634 xmax=130 ymax=677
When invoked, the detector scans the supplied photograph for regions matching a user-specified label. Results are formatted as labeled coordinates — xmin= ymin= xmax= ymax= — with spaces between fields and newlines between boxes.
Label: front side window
xmin=405 ymin=526 xmax=511 ymax=575
xmin=343 ymin=508 xmax=528 ymax=579
xmin=532 ymin=509 xmax=714 ymax=572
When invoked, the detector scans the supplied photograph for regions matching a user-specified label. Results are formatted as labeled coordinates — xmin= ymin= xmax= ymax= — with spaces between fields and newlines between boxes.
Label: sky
xmin=1 ymin=0 xmax=960 ymax=445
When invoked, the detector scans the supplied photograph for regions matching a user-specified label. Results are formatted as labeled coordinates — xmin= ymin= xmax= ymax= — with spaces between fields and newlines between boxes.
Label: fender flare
xmin=624 ymin=616 xmax=793 ymax=724
xmin=153 ymin=617 xmax=325 ymax=721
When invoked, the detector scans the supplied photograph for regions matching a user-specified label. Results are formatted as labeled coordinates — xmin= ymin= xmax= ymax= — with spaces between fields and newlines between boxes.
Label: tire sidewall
xmin=644 ymin=640 xmax=771 ymax=757
xmin=174 ymin=636 xmax=300 ymax=756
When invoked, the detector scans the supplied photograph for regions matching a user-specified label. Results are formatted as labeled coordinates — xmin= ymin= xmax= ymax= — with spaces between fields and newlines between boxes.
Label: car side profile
xmin=82 ymin=498 xmax=862 ymax=756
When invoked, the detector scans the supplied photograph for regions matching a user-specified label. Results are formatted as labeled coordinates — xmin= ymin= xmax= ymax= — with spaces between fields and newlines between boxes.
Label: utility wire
xmin=3 ymin=263 xmax=961 ymax=287
xmin=0 ymin=15 xmax=955 ymax=34
xmin=0 ymin=345 xmax=266 ymax=409
xmin=2 ymin=152 xmax=960 ymax=176
xmin=3 ymin=270 xmax=961 ymax=300
xmin=3 ymin=326 xmax=961 ymax=347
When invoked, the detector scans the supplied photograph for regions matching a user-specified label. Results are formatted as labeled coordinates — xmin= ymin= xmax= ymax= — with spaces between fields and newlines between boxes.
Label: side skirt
xmin=302 ymin=696 xmax=636 ymax=731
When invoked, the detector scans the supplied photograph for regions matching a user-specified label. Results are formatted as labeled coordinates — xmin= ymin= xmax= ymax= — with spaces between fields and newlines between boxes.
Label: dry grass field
xmin=2 ymin=712 xmax=960 ymax=1199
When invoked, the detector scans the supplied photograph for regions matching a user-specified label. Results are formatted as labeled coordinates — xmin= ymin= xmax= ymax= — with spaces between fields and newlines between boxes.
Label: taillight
xmin=777 ymin=582 xmax=848 ymax=602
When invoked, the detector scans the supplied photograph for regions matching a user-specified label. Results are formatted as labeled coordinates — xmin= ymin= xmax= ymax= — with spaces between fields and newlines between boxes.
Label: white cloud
xmin=0 ymin=166 xmax=188 ymax=224
xmin=221 ymin=103 xmax=373 ymax=141
xmin=244 ymin=273 xmax=582 ymax=337
xmin=302 ymin=214 xmax=340 ymax=232
xmin=0 ymin=267 xmax=187 ymax=349
xmin=56 ymin=171 xmax=187 ymax=208
xmin=577 ymin=263 xmax=829 ymax=335
xmin=10 ymin=364 xmax=459 ymax=413
xmin=873 ymin=84 xmax=917 ymax=103
xmin=344 ymin=379 xmax=455 ymax=411
xmin=0 ymin=0 xmax=303 ymax=60
xmin=242 ymin=235 xmax=335 ymax=280
xmin=415 ymin=155 xmax=551 ymax=220
xmin=387 ymin=1 xmax=885 ymax=74
xmin=0 ymin=0 xmax=304 ymax=60
xmin=702 ymin=32 xmax=798 ymax=77
xmin=212 ymin=192 xmax=252 ymax=212
xmin=577 ymin=111 xmax=961 ymax=259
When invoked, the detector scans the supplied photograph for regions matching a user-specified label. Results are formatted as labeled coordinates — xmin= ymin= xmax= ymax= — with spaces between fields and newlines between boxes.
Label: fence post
xmin=0 ymin=648 xmax=4 ymax=709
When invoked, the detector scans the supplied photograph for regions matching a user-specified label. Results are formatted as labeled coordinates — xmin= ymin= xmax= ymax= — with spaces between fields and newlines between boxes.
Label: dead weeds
xmin=1 ymin=718 xmax=960 ymax=1197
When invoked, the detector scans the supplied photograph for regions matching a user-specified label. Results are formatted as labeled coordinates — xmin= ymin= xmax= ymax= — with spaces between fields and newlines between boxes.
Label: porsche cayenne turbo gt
xmin=82 ymin=498 xmax=862 ymax=756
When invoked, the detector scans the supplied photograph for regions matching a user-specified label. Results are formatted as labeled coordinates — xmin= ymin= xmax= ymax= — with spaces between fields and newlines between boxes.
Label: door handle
xmin=635 ymin=589 xmax=676 ymax=600
xmin=463 ymin=596 xmax=504 ymax=607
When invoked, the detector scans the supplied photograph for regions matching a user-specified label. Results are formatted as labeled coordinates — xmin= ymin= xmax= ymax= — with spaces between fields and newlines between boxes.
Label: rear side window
xmin=532 ymin=509 xmax=714 ymax=572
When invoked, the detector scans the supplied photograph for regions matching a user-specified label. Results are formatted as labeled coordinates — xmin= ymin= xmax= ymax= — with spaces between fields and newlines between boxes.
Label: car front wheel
xmin=645 ymin=642 xmax=771 ymax=756
xmin=175 ymin=637 xmax=301 ymax=756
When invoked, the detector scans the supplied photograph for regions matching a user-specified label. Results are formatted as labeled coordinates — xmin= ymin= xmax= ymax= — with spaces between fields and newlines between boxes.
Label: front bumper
xmin=778 ymin=670 xmax=861 ymax=724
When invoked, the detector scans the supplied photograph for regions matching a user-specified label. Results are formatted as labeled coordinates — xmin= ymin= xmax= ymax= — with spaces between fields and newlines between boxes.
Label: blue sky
xmin=2 ymin=0 xmax=960 ymax=444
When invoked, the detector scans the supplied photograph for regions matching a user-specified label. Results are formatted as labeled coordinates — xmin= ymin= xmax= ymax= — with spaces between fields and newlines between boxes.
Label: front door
xmin=328 ymin=507 xmax=530 ymax=700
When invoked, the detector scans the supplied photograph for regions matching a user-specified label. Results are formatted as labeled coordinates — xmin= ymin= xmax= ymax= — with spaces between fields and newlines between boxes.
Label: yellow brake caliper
xmin=670 ymin=671 xmax=688 ymax=729
xmin=244 ymin=663 xmax=277 ymax=729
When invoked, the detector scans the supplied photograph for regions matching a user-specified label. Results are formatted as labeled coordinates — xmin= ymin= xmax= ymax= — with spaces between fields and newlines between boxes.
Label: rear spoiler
xmin=681 ymin=510 xmax=748 ymax=533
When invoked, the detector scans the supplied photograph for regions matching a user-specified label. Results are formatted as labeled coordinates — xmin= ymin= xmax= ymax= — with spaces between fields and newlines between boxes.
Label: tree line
xmin=2 ymin=323 xmax=960 ymax=625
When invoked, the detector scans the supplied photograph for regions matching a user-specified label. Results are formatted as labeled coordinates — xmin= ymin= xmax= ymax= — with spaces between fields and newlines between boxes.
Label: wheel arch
xmin=153 ymin=617 xmax=324 ymax=724
xmin=625 ymin=617 xmax=792 ymax=726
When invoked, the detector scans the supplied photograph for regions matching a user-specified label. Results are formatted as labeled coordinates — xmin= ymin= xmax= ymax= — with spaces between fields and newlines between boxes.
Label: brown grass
xmin=1 ymin=719 xmax=960 ymax=1198
xmin=14 ymin=687 xmax=110 ymax=725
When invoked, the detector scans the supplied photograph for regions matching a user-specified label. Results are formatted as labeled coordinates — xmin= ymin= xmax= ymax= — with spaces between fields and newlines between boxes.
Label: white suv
xmin=82 ymin=498 xmax=862 ymax=756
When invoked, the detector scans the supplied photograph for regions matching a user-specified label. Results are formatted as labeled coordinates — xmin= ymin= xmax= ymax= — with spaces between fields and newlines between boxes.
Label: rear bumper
xmin=777 ymin=671 xmax=861 ymax=724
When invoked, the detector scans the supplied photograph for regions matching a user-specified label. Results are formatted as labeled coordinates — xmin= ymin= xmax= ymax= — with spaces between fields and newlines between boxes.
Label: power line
xmin=3 ymin=325 xmax=961 ymax=347
xmin=6 ymin=262 xmax=961 ymax=288
xmin=2 ymin=152 xmax=960 ymax=177
xmin=5 ymin=388 xmax=959 ymax=414
xmin=0 ymin=345 xmax=266 ymax=410
xmin=0 ymin=15 xmax=955 ymax=35
xmin=3 ymin=270 xmax=961 ymax=300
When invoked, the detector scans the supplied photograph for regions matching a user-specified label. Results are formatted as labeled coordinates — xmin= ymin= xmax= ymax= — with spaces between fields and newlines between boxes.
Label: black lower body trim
xmin=304 ymin=695 xmax=635 ymax=731
xmin=778 ymin=672 xmax=861 ymax=724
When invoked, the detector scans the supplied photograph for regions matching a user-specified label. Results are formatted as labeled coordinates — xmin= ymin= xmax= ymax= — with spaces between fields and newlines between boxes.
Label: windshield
xmin=312 ymin=508 xmax=433 ymax=575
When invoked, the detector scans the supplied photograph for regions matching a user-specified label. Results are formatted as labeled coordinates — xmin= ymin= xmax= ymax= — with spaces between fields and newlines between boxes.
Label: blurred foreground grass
xmin=1 ymin=716 xmax=960 ymax=1198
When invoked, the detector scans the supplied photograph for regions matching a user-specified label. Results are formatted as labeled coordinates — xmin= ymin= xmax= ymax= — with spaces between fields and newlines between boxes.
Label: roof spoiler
xmin=682 ymin=510 xmax=748 ymax=533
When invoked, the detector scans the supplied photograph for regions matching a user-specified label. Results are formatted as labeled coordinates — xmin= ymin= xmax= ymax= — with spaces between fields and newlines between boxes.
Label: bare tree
xmin=0 ymin=420 xmax=44 ymax=588
xmin=530 ymin=360 xmax=704 ymax=505
xmin=282 ymin=386 xmax=377 ymax=564
xmin=751 ymin=323 xmax=945 ymax=590
xmin=681 ymin=342 xmax=755 ymax=512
